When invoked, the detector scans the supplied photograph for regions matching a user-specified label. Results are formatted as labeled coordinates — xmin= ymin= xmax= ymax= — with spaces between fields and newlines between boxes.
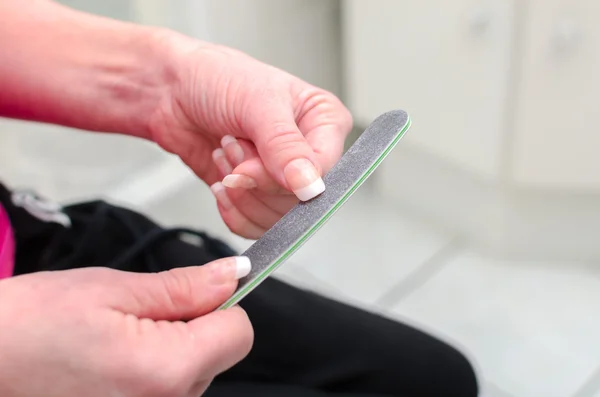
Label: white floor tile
xmin=271 ymin=264 xmax=345 ymax=299
xmin=578 ymin=372 xmax=600 ymax=397
xmin=290 ymin=187 xmax=453 ymax=304
xmin=480 ymin=381 xmax=516 ymax=397
xmin=392 ymin=251 xmax=600 ymax=397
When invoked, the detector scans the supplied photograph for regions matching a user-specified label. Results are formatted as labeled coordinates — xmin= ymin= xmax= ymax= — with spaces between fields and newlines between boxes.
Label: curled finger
xmin=210 ymin=182 xmax=267 ymax=239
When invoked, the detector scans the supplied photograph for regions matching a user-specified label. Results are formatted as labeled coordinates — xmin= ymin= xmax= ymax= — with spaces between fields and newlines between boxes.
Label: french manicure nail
xmin=222 ymin=174 xmax=257 ymax=189
xmin=234 ymin=256 xmax=252 ymax=279
xmin=207 ymin=256 xmax=252 ymax=284
xmin=212 ymin=148 xmax=233 ymax=175
xmin=210 ymin=182 xmax=233 ymax=210
xmin=284 ymin=159 xmax=325 ymax=201
xmin=221 ymin=135 xmax=245 ymax=165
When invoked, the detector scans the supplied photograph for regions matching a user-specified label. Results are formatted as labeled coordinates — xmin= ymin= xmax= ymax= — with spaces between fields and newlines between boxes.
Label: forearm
xmin=0 ymin=0 xmax=179 ymax=139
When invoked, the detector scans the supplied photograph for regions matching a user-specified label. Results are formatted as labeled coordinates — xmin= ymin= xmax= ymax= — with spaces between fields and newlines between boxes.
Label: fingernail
xmin=284 ymin=159 xmax=325 ymax=201
xmin=234 ymin=256 xmax=252 ymax=279
xmin=212 ymin=148 xmax=233 ymax=175
xmin=210 ymin=182 xmax=233 ymax=210
xmin=221 ymin=135 xmax=245 ymax=165
xmin=207 ymin=256 xmax=252 ymax=284
xmin=222 ymin=174 xmax=257 ymax=189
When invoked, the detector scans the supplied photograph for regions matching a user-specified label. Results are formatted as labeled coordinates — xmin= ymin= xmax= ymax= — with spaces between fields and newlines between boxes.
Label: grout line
xmin=485 ymin=381 xmax=517 ymax=397
xmin=374 ymin=236 xmax=465 ymax=309
xmin=277 ymin=262 xmax=349 ymax=299
xmin=498 ymin=0 xmax=530 ymax=186
xmin=572 ymin=364 xmax=600 ymax=397
xmin=276 ymin=262 xmax=399 ymax=318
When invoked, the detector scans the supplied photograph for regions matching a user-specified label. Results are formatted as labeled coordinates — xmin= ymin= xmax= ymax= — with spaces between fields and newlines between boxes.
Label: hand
xmin=1 ymin=0 xmax=352 ymax=240
xmin=150 ymin=36 xmax=353 ymax=239
xmin=0 ymin=257 xmax=254 ymax=397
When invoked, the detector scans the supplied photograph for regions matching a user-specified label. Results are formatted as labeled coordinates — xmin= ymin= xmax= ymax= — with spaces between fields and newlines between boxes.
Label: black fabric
xmin=0 ymin=183 xmax=233 ymax=275
xmin=0 ymin=182 xmax=479 ymax=397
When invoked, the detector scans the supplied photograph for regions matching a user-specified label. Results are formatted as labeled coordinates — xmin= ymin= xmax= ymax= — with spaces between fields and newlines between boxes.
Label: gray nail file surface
xmin=218 ymin=109 xmax=411 ymax=310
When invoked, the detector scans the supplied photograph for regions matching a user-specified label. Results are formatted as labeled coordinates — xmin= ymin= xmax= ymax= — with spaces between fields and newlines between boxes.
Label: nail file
xmin=217 ymin=109 xmax=411 ymax=310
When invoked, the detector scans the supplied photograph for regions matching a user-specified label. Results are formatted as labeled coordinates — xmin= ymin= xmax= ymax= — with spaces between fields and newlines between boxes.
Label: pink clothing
xmin=0 ymin=203 xmax=15 ymax=279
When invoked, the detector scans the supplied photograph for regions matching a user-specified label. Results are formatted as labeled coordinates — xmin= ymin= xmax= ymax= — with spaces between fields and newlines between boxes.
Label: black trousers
xmin=1 ymin=183 xmax=479 ymax=397
xmin=211 ymin=276 xmax=478 ymax=397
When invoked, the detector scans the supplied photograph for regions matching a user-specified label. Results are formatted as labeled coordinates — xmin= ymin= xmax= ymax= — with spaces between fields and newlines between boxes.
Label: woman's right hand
xmin=0 ymin=257 xmax=254 ymax=397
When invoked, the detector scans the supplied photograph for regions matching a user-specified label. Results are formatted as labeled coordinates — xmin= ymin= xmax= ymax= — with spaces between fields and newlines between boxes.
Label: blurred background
xmin=2 ymin=1 xmax=600 ymax=396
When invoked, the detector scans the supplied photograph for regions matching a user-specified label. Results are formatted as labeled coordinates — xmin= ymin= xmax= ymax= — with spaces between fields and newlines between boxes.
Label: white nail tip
xmin=222 ymin=174 xmax=257 ymax=189
xmin=222 ymin=174 xmax=241 ymax=188
xmin=212 ymin=148 xmax=225 ymax=160
xmin=221 ymin=135 xmax=237 ymax=147
xmin=294 ymin=178 xmax=325 ymax=201
xmin=234 ymin=256 xmax=252 ymax=279
xmin=210 ymin=182 xmax=225 ymax=194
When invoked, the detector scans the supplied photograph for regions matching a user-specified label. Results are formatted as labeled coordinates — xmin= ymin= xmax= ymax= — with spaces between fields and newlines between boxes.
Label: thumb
xmin=247 ymin=100 xmax=325 ymax=201
xmin=186 ymin=306 xmax=254 ymax=382
xmin=108 ymin=256 xmax=252 ymax=321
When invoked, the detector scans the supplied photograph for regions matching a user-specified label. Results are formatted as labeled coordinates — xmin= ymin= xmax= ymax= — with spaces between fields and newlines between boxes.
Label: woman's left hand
xmin=150 ymin=35 xmax=353 ymax=239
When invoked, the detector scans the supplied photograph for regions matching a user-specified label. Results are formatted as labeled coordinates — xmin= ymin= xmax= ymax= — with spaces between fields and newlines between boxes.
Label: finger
xmin=305 ymin=125 xmax=347 ymax=174
xmin=209 ymin=182 xmax=267 ymax=239
xmin=212 ymin=148 xmax=233 ymax=177
xmin=292 ymin=90 xmax=353 ymax=175
xmin=186 ymin=306 xmax=254 ymax=380
xmin=220 ymin=135 xmax=250 ymax=168
xmin=218 ymin=137 xmax=290 ymax=195
xmin=245 ymin=97 xmax=325 ymax=201
xmin=210 ymin=139 xmax=296 ymax=229
xmin=170 ymin=132 xmax=222 ymax=186
xmin=224 ymin=157 xmax=291 ymax=195
xmin=107 ymin=257 xmax=252 ymax=321
xmin=128 ymin=306 xmax=253 ymax=397
xmin=298 ymin=96 xmax=353 ymax=175
xmin=225 ymin=188 xmax=285 ymax=230
xmin=253 ymin=192 xmax=298 ymax=215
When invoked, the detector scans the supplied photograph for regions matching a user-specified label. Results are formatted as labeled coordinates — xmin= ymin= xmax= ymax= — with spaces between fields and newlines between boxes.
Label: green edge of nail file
xmin=217 ymin=109 xmax=411 ymax=310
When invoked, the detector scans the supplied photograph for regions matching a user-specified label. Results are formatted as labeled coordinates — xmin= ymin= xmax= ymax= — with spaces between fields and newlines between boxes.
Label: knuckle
xmin=264 ymin=127 xmax=307 ymax=155
xmin=342 ymin=108 xmax=354 ymax=133
xmin=159 ymin=269 xmax=195 ymax=312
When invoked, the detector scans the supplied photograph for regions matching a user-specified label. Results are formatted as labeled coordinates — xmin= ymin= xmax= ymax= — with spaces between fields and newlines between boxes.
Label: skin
xmin=0 ymin=0 xmax=353 ymax=395
xmin=0 ymin=258 xmax=254 ymax=397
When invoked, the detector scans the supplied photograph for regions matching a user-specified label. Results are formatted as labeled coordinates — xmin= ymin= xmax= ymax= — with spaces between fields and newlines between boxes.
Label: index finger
xmin=304 ymin=124 xmax=348 ymax=174
xmin=186 ymin=306 xmax=254 ymax=379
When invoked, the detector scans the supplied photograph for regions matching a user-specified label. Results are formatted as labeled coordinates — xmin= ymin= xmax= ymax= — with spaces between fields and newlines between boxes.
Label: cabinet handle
xmin=468 ymin=6 xmax=492 ymax=34
xmin=552 ymin=19 xmax=581 ymax=55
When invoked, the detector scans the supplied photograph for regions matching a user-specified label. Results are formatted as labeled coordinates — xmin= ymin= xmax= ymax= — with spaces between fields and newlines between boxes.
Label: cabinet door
xmin=342 ymin=0 xmax=515 ymax=179
xmin=510 ymin=0 xmax=600 ymax=191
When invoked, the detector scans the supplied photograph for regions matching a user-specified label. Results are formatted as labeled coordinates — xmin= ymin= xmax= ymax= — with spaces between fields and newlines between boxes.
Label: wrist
xmin=68 ymin=22 xmax=185 ymax=140
xmin=0 ymin=2 xmax=181 ymax=140
xmin=99 ymin=25 xmax=182 ymax=140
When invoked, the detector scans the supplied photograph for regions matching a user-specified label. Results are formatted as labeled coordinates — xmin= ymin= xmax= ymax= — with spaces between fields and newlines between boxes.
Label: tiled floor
xmin=143 ymin=179 xmax=600 ymax=397
xmin=393 ymin=253 xmax=600 ymax=397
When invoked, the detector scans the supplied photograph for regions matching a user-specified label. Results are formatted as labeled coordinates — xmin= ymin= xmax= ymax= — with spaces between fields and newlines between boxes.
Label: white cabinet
xmin=343 ymin=0 xmax=600 ymax=191
xmin=511 ymin=0 xmax=600 ymax=190
xmin=343 ymin=0 xmax=516 ymax=179
xmin=342 ymin=0 xmax=600 ymax=261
